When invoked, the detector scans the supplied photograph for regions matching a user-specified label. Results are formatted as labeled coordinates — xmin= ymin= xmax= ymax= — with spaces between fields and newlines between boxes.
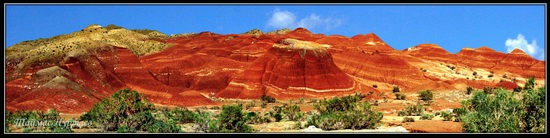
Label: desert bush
xmin=466 ymin=86 xmax=474 ymax=95
xmin=440 ymin=111 xmax=453 ymax=121
xmin=395 ymin=93 xmax=406 ymax=100
xmin=245 ymin=102 xmax=256 ymax=110
xmin=460 ymin=89 xmax=524 ymax=132
xmin=246 ymin=112 xmax=271 ymax=124
xmin=393 ymin=86 xmax=400 ymax=93
xmin=283 ymin=104 xmax=304 ymax=121
xmin=308 ymin=94 xmax=383 ymax=130
xmin=373 ymin=84 xmax=378 ymax=88
xmin=260 ymin=95 xmax=276 ymax=103
xmin=147 ymin=120 xmax=181 ymax=133
xmin=523 ymin=77 xmax=536 ymax=91
xmin=216 ymin=105 xmax=253 ymax=133
xmin=402 ymin=117 xmax=415 ymax=123
xmin=420 ymin=114 xmax=435 ymax=120
xmin=521 ymin=86 xmax=545 ymax=133
xmin=453 ymin=107 xmax=467 ymax=122
xmin=116 ymin=124 xmax=136 ymax=133
xmin=270 ymin=106 xmax=284 ymax=122
xmin=488 ymin=74 xmax=494 ymax=78
xmin=398 ymin=104 xmax=424 ymax=116
xmin=418 ymin=90 xmax=434 ymax=105
xmin=79 ymin=88 xmax=167 ymax=132
xmin=164 ymin=107 xmax=196 ymax=124
xmin=473 ymin=72 xmax=477 ymax=76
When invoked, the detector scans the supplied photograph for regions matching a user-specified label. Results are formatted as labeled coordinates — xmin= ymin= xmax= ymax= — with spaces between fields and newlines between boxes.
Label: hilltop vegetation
xmin=5 ymin=24 xmax=173 ymax=78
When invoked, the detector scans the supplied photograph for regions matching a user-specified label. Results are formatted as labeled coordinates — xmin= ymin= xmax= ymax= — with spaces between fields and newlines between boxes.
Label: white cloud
xmin=266 ymin=9 xmax=296 ymax=29
xmin=505 ymin=34 xmax=544 ymax=60
xmin=266 ymin=8 xmax=342 ymax=31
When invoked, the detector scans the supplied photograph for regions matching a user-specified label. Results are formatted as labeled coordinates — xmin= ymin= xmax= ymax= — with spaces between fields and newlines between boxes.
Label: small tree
xmin=395 ymin=93 xmax=406 ymax=100
xmin=418 ymin=90 xmax=434 ymax=105
xmin=523 ymin=77 xmax=536 ymax=91
xmin=217 ymin=105 xmax=253 ymax=133
xmin=393 ymin=86 xmax=400 ymax=93
xmin=260 ymin=95 xmax=276 ymax=103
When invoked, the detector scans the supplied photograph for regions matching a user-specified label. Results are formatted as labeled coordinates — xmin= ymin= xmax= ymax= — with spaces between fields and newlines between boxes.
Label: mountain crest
xmin=510 ymin=48 xmax=528 ymax=55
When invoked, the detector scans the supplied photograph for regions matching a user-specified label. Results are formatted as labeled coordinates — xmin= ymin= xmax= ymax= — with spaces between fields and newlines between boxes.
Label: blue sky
xmin=5 ymin=4 xmax=546 ymax=60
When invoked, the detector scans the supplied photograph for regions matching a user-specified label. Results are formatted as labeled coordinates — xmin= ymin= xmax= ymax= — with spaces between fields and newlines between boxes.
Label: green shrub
xmin=521 ymin=86 xmax=545 ymax=133
xmin=79 ymin=88 xmax=157 ymax=132
xmin=260 ymin=95 xmax=276 ymax=103
xmin=402 ymin=117 xmax=415 ymax=123
xmin=191 ymin=109 xmax=208 ymax=132
xmin=453 ymin=107 xmax=467 ymax=122
xmin=216 ymin=105 xmax=253 ymax=133
xmin=245 ymin=102 xmax=256 ymax=110
xmin=116 ymin=125 xmax=136 ymax=133
xmin=308 ymin=94 xmax=383 ymax=130
xmin=418 ymin=90 xmax=434 ymax=105
xmin=420 ymin=114 xmax=434 ymax=120
xmin=246 ymin=112 xmax=271 ymax=124
xmin=523 ymin=77 xmax=536 ymax=91
xmin=395 ymin=93 xmax=406 ymax=100
xmin=393 ymin=86 xmax=400 ymax=93
xmin=283 ymin=104 xmax=304 ymax=121
xmin=147 ymin=121 xmax=181 ymax=133
xmin=164 ymin=107 xmax=196 ymax=124
xmin=460 ymin=89 xmax=524 ymax=132
xmin=397 ymin=104 xmax=424 ymax=116
xmin=441 ymin=111 xmax=453 ymax=121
